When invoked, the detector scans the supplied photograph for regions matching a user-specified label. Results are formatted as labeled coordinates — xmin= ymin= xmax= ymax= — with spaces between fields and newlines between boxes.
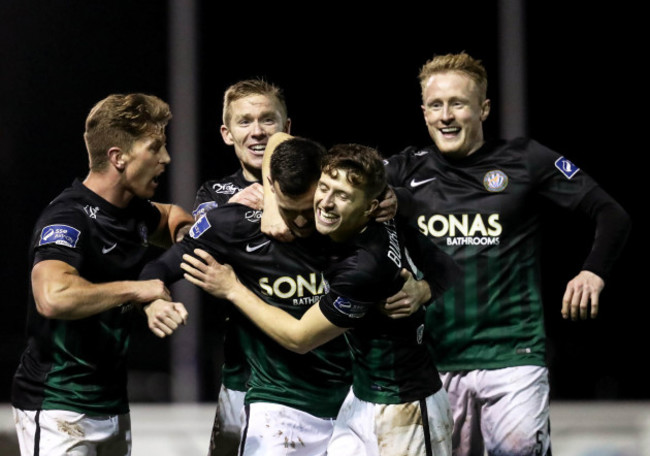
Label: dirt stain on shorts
xmin=56 ymin=420 xmax=84 ymax=438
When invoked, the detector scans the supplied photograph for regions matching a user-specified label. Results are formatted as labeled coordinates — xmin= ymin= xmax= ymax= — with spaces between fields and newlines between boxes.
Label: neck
xmin=83 ymin=171 xmax=133 ymax=208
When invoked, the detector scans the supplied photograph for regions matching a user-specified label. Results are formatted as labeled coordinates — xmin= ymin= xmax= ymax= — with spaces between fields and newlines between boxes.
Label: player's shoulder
xmin=351 ymin=221 xmax=402 ymax=274
xmin=189 ymin=203 xmax=261 ymax=242
xmin=383 ymin=144 xmax=436 ymax=165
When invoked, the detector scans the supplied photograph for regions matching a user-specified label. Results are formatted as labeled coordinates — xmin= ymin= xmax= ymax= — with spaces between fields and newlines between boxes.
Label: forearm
xmin=151 ymin=202 xmax=194 ymax=247
xmin=578 ymin=187 xmax=632 ymax=280
xmin=226 ymin=281 xmax=338 ymax=354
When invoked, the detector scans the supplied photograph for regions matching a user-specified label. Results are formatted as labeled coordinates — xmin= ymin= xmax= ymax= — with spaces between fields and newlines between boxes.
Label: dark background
xmin=0 ymin=2 xmax=643 ymax=403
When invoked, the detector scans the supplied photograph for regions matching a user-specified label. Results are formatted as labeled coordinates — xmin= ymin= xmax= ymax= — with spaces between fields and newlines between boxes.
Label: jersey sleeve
xmin=524 ymin=138 xmax=631 ymax=280
xmin=192 ymin=182 xmax=220 ymax=220
xmin=318 ymin=253 xmax=383 ymax=329
xmin=32 ymin=206 xmax=88 ymax=271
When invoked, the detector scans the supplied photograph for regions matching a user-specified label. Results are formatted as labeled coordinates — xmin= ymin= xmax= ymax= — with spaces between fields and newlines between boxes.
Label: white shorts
xmin=441 ymin=366 xmax=551 ymax=456
xmin=13 ymin=407 xmax=131 ymax=456
xmin=327 ymin=387 xmax=453 ymax=456
xmin=208 ymin=385 xmax=246 ymax=456
xmin=239 ymin=402 xmax=335 ymax=456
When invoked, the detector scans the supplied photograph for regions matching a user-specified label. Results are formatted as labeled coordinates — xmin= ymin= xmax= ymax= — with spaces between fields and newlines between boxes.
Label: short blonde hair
xmin=418 ymin=52 xmax=488 ymax=101
xmin=222 ymin=78 xmax=287 ymax=127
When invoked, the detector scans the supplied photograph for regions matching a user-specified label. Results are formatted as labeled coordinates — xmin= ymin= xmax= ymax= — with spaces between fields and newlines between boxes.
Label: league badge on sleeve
xmin=39 ymin=225 xmax=81 ymax=248
xmin=555 ymin=157 xmax=580 ymax=179
xmin=189 ymin=215 xmax=211 ymax=239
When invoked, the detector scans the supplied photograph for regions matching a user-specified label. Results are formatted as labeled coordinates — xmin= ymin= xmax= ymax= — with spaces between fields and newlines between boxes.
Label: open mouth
xmin=317 ymin=208 xmax=339 ymax=226
xmin=249 ymin=144 xmax=266 ymax=156
xmin=440 ymin=127 xmax=460 ymax=135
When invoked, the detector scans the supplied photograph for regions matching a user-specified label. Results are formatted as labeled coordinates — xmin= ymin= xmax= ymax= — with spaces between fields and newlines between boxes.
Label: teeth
xmin=320 ymin=210 xmax=338 ymax=220
xmin=441 ymin=127 xmax=460 ymax=133
xmin=250 ymin=145 xmax=266 ymax=151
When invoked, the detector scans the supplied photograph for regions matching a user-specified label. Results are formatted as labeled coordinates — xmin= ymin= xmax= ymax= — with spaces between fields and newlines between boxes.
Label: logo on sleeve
xmin=333 ymin=296 xmax=366 ymax=319
xmin=555 ymin=157 xmax=580 ymax=179
xmin=192 ymin=201 xmax=218 ymax=220
xmin=189 ymin=215 xmax=211 ymax=239
xmin=39 ymin=225 xmax=81 ymax=248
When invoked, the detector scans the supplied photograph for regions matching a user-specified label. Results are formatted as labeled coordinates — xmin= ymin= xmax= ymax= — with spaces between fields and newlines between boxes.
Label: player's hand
xmin=181 ymin=248 xmax=239 ymax=299
xmin=261 ymin=195 xmax=294 ymax=242
xmin=228 ymin=183 xmax=264 ymax=210
xmin=133 ymin=279 xmax=172 ymax=304
xmin=145 ymin=299 xmax=188 ymax=338
xmin=374 ymin=186 xmax=398 ymax=222
xmin=381 ymin=269 xmax=431 ymax=319
xmin=561 ymin=270 xmax=605 ymax=320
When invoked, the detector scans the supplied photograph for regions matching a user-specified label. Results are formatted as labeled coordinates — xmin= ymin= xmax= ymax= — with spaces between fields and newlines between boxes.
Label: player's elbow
xmin=34 ymin=292 xmax=68 ymax=319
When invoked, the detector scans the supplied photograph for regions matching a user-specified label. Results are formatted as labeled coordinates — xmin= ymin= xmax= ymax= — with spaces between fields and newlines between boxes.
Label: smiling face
xmin=121 ymin=135 xmax=170 ymax=200
xmin=314 ymin=169 xmax=377 ymax=242
xmin=221 ymin=94 xmax=290 ymax=181
xmin=421 ymin=71 xmax=490 ymax=159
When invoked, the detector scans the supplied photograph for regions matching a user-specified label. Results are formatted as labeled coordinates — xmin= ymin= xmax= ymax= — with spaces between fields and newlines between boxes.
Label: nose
xmin=251 ymin=121 xmax=265 ymax=137
xmin=160 ymin=146 xmax=171 ymax=164
xmin=441 ymin=104 xmax=454 ymax=122
xmin=321 ymin=191 xmax=334 ymax=208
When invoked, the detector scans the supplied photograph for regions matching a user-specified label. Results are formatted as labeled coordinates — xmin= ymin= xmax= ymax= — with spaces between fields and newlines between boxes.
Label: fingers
xmin=562 ymin=274 xmax=603 ymax=321
xmin=146 ymin=299 xmax=188 ymax=338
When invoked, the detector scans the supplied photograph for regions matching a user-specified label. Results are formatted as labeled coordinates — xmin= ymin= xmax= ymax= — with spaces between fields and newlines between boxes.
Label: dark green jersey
xmin=385 ymin=139 xmax=600 ymax=371
xmin=141 ymin=204 xmax=352 ymax=418
xmin=12 ymin=179 xmax=162 ymax=415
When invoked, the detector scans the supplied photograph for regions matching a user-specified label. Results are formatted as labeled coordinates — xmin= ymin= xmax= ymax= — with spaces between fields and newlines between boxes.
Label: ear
xmin=108 ymin=147 xmax=126 ymax=171
xmin=480 ymin=99 xmax=491 ymax=121
xmin=283 ymin=118 xmax=292 ymax=134
xmin=220 ymin=124 xmax=234 ymax=146
xmin=268 ymin=176 xmax=277 ymax=194
xmin=364 ymin=199 xmax=380 ymax=217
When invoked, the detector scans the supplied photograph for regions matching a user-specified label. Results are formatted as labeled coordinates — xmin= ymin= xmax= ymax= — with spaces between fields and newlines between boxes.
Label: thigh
xmin=13 ymin=408 xmax=130 ymax=456
xmin=440 ymin=371 xmax=484 ymax=456
xmin=373 ymin=390 xmax=453 ymax=456
xmin=478 ymin=366 xmax=551 ymax=456
xmin=208 ymin=385 xmax=246 ymax=456
xmin=327 ymin=388 xmax=375 ymax=456
xmin=240 ymin=402 xmax=334 ymax=456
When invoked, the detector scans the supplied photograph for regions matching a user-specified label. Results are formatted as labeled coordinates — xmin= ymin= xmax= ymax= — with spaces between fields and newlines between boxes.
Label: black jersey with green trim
xmin=384 ymin=138 xmax=599 ymax=371
xmin=11 ymin=179 xmax=162 ymax=415
xmin=192 ymin=169 xmax=256 ymax=392
xmin=140 ymin=203 xmax=352 ymax=419
xmin=318 ymin=219 xmax=458 ymax=404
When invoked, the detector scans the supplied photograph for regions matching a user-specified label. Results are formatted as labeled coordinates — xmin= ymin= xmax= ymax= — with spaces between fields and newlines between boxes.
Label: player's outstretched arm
xmin=181 ymin=248 xmax=345 ymax=353
xmin=561 ymin=270 xmax=605 ymax=320
xmin=32 ymin=259 xmax=171 ymax=320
